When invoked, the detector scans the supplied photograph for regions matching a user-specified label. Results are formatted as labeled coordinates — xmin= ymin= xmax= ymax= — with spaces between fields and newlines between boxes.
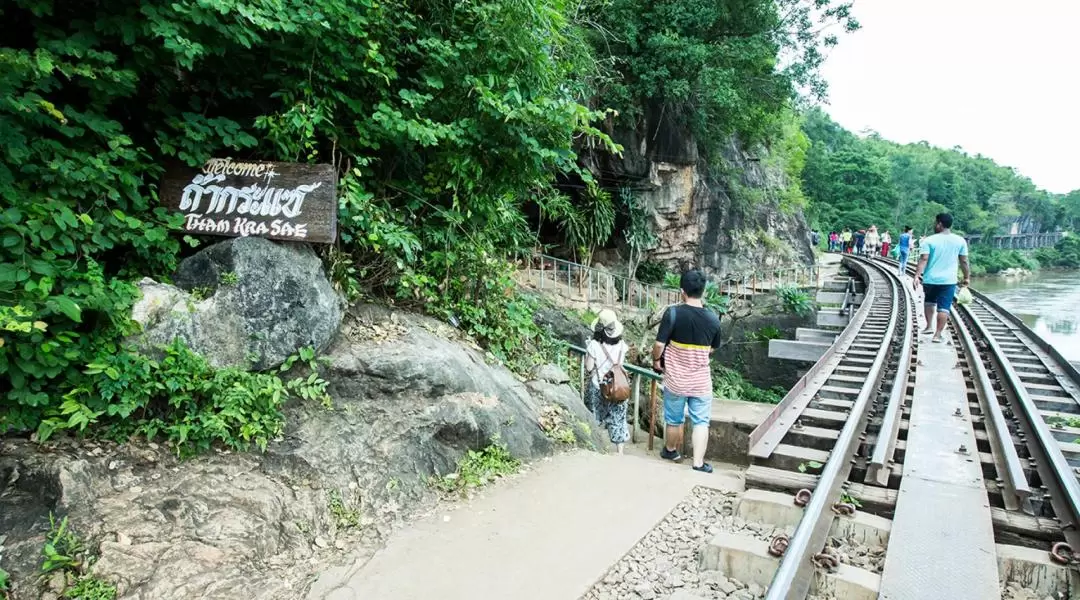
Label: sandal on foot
xmin=692 ymin=463 xmax=714 ymax=474
xmin=931 ymin=336 xmax=944 ymax=343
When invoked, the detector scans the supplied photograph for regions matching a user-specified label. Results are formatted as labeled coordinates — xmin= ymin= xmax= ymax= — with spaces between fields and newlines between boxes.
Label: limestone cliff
xmin=583 ymin=106 xmax=814 ymax=276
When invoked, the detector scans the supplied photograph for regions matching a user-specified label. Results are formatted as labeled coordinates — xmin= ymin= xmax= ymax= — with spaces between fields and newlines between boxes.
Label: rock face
xmin=0 ymin=307 xmax=604 ymax=600
xmin=582 ymin=106 xmax=814 ymax=276
xmin=530 ymin=300 xmax=592 ymax=347
xmin=131 ymin=237 xmax=343 ymax=370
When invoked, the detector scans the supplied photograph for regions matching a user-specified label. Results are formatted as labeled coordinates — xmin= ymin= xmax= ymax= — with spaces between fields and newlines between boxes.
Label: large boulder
xmin=0 ymin=306 xmax=605 ymax=600
xmin=130 ymin=237 xmax=344 ymax=370
xmin=531 ymin=302 xmax=592 ymax=347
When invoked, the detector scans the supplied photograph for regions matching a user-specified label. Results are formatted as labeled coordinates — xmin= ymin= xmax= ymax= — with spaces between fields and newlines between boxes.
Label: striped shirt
xmin=656 ymin=304 xmax=721 ymax=396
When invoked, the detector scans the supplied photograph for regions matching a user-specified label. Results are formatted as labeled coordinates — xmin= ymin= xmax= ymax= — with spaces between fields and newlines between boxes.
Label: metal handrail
xmin=526 ymin=253 xmax=819 ymax=312
xmin=764 ymin=258 xmax=900 ymax=600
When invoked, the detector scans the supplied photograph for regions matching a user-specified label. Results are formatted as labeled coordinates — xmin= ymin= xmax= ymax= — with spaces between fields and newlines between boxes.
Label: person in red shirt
xmin=652 ymin=270 xmax=722 ymax=473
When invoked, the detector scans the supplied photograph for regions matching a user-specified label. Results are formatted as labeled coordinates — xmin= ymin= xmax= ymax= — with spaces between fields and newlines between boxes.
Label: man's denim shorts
xmin=663 ymin=388 xmax=712 ymax=427
xmin=923 ymin=283 xmax=957 ymax=313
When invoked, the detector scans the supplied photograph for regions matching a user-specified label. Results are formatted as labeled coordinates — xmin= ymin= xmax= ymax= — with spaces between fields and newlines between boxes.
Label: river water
xmin=974 ymin=270 xmax=1080 ymax=363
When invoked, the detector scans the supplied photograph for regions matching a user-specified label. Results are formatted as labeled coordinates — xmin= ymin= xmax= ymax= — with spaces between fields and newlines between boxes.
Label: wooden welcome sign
xmin=159 ymin=158 xmax=337 ymax=244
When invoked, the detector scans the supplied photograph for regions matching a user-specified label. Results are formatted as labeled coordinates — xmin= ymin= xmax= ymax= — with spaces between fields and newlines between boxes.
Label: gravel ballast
xmin=580 ymin=486 xmax=790 ymax=600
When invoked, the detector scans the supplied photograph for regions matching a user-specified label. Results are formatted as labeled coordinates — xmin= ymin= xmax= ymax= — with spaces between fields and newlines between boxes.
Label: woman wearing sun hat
xmin=584 ymin=309 xmax=630 ymax=454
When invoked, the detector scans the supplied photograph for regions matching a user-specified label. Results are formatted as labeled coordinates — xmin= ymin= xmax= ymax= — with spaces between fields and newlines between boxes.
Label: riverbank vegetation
xmin=1 ymin=1 xmax=856 ymax=443
xmin=801 ymin=110 xmax=1080 ymax=237
xmin=969 ymin=236 xmax=1080 ymax=276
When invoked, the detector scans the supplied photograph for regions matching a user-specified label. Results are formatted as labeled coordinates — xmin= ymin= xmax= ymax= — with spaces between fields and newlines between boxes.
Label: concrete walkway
xmin=305 ymin=448 xmax=744 ymax=600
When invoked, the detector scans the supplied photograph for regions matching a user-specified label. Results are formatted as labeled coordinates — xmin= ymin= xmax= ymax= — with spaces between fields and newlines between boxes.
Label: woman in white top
xmin=584 ymin=309 xmax=630 ymax=454
xmin=865 ymin=226 xmax=880 ymax=257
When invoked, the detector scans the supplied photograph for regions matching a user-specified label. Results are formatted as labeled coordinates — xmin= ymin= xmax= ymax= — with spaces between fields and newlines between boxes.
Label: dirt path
xmin=305 ymin=448 xmax=744 ymax=600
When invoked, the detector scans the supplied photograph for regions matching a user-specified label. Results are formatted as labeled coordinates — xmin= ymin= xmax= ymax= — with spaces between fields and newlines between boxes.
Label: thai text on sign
xmin=159 ymin=158 xmax=337 ymax=244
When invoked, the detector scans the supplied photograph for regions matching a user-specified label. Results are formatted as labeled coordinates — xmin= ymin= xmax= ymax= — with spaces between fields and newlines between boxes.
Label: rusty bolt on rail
xmin=1050 ymin=542 xmax=1074 ymax=565
xmin=812 ymin=550 xmax=840 ymax=572
xmin=768 ymin=534 xmax=790 ymax=557
xmin=794 ymin=489 xmax=812 ymax=507
xmin=832 ymin=502 xmax=857 ymax=516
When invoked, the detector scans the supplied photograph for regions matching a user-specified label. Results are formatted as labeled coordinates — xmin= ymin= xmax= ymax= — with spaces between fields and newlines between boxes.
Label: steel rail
xmin=764 ymin=259 xmax=901 ymax=600
xmin=952 ymin=302 xmax=1031 ymax=511
xmin=866 ymin=257 xmax=915 ymax=486
xmin=958 ymin=300 xmax=1080 ymax=548
xmin=970 ymin=290 xmax=1080 ymax=386
xmin=749 ymin=266 xmax=875 ymax=458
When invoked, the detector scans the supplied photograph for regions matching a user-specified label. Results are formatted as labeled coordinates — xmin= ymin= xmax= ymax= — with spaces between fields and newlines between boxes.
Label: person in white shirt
xmin=584 ymin=309 xmax=630 ymax=454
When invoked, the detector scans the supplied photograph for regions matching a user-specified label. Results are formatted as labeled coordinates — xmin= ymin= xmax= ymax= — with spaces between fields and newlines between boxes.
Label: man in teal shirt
xmin=913 ymin=213 xmax=971 ymax=343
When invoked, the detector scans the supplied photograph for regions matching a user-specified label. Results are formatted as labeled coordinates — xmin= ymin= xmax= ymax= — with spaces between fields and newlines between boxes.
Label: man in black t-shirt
xmin=651 ymin=270 xmax=722 ymax=473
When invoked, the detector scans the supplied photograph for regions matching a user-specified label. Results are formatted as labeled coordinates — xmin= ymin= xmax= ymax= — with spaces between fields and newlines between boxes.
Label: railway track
xmin=724 ymin=256 xmax=1079 ymax=598
xmin=579 ymin=254 xmax=1079 ymax=599
xmin=955 ymin=286 xmax=1080 ymax=557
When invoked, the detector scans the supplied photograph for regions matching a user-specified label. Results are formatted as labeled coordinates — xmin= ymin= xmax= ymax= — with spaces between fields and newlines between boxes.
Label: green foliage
xmin=591 ymin=0 xmax=859 ymax=149
xmin=775 ymin=284 xmax=814 ymax=316
xmin=635 ymin=261 xmax=667 ymax=285
xmin=433 ymin=437 xmax=520 ymax=495
xmin=746 ymin=326 xmax=783 ymax=342
xmin=797 ymin=460 xmax=823 ymax=473
xmin=38 ymin=340 xmax=287 ymax=456
xmin=220 ymin=272 xmax=239 ymax=286
xmin=967 ymin=248 xmax=1040 ymax=277
xmin=622 ymin=187 xmax=657 ymax=279
xmin=1 ymin=0 xmax=615 ymax=440
xmin=702 ymin=282 xmax=730 ymax=315
xmin=326 ymin=490 xmax=362 ymax=529
xmin=713 ymin=366 xmax=784 ymax=404
xmin=1033 ymin=235 xmax=1080 ymax=269
xmin=41 ymin=514 xmax=83 ymax=575
xmin=64 ymin=577 xmax=117 ymax=600
xmin=839 ymin=492 xmax=862 ymax=508
xmin=802 ymin=109 xmax=1075 ymax=237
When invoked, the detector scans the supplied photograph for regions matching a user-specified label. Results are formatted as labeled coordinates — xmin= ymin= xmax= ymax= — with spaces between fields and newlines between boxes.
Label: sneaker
xmin=660 ymin=447 xmax=682 ymax=462
xmin=692 ymin=463 xmax=714 ymax=474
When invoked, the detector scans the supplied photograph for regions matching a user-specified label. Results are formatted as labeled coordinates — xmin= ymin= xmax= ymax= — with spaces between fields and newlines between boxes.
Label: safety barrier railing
xmin=521 ymin=253 xmax=819 ymax=312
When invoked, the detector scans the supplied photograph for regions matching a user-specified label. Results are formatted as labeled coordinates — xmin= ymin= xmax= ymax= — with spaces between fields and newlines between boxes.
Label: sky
xmin=817 ymin=0 xmax=1080 ymax=194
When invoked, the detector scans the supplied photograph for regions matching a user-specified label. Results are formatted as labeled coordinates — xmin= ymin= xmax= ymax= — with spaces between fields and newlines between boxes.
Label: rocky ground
xmin=1 ymin=238 xmax=607 ymax=600
xmin=824 ymin=534 xmax=886 ymax=574
xmin=1000 ymin=581 xmax=1066 ymax=600
xmin=580 ymin=487 xmax=784 ymax=600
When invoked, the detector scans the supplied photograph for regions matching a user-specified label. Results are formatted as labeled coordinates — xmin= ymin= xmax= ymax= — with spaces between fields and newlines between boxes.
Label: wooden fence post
xmin=648 ymin=380 xmax=659 ymax=451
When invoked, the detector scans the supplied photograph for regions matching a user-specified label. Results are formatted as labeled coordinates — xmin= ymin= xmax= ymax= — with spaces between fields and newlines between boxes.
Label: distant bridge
xmin=965 ymin=231 xmax=1064 ymax=249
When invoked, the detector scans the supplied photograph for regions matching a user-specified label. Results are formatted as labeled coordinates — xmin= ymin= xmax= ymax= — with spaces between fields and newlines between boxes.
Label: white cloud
xmin=818 ymin=0 xmax=1080 ymax=193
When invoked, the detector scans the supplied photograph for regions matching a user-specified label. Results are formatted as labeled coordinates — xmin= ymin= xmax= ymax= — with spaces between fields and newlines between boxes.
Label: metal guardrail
xmin=564 ymin=343 xmax=665 ymax=449
xmin=523 ymin=253 xmax=819 ymax=312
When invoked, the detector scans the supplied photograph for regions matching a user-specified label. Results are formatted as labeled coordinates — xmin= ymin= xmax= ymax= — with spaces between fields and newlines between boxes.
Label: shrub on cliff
xmin=0 ymin=0 xmax=611 ymax=439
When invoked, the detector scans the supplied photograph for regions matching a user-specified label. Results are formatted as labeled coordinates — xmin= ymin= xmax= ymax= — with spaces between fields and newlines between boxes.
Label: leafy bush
xmin=1 ymin=0 xmax=610 ymax=441
xmin=968 ymin=248 xmax=1040 ymax=276
xmin=433 ymin=438 xmax=520 ymax=495
xmin=635 ymin=261 xmax=667 ymax=285
xmin=1033 ymin=235 xmax=1080 ymax=269
xmin=775 ymin=284 xmax=814 ymax=316
xmin=713 ymin=366 xmax=784 ymax=404
xmin=38 ymin=341 xmax=288 ymax=455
